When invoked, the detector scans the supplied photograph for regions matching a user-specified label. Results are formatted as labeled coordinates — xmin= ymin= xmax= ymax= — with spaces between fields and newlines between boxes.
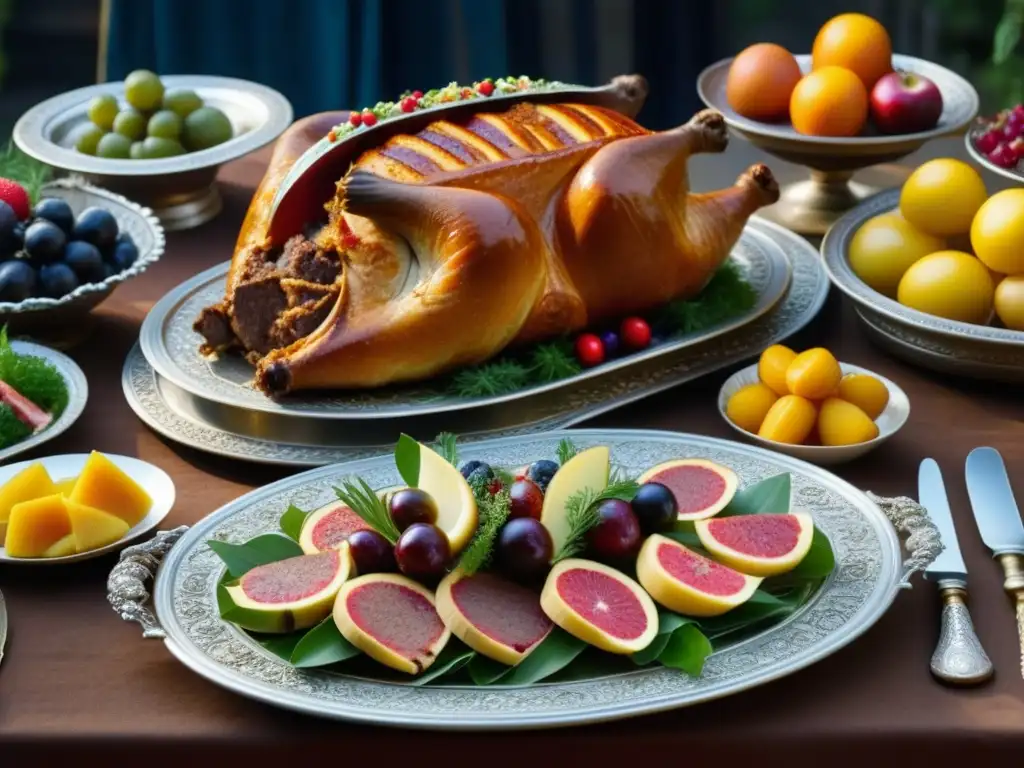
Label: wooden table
xmin=1 ymin=135 xmax=1022 ymax=764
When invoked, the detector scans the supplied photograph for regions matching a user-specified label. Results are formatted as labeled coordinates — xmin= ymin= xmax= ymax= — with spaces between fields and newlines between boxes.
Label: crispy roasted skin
xmin=197 ymin=85 xmax=779 ymax=397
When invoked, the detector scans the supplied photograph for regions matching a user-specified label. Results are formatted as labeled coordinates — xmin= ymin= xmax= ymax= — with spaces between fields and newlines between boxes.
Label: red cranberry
xmin=362 ymin=111 xmax=378 ymax=127
xmin=349 ymin=112 xmax=363 ymax=127
xmin=477 ymin=80 xmax=495 ymax=96
xmin=620 ymin=317 xmax=652 ymax=351
xmin=401 ymin=97 xmax=417 ymax=113
xmin=412 ymin=90 xmax=424 ymax=99
xmin=574 ymin=333 xmax=605 ymax=367
xmin=508 ymin=478 xmax=544 ymax=520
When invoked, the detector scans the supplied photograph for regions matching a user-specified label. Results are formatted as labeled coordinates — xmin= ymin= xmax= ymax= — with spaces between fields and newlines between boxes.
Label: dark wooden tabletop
xmin=0 ymin=134 xmax=1022 ymax=765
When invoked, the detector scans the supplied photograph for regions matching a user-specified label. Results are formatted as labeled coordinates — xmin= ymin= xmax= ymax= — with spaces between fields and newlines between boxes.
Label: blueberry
xmin=63 ymin=241 xmax=106 ymax=283
xmin=103 ymin=263 xmax=117 ymax=279
xmin=38 ymin=262 xmax=79 ymax=298
xmin=11 ymin=221 xmax=26 ymax=247
xmin=630 ymin=482 xmax=677 ymax=534
xmin=23 ymin=221 xmax=66 ymax=265
xmin=600 ymin=331 xmax=619 ymax=357
xmin=525 ymin=459 xmax=559 ymax=493
xmin=32 ymin=198 xmax=75 ymax=235
xmin=459 ymin=460 xmax=494 ymax=484
xmin=71 ymin=207 xmax=119 ymax=251
xmin=0 ymin=201 xmax=18 ymax=254
xmin=0 ymin=260 xmax=37 ymax=302
xmin=109 ymin=239 xmax=138 ymax=272
xmin=115 ymin=231 xmax=135 ymax=247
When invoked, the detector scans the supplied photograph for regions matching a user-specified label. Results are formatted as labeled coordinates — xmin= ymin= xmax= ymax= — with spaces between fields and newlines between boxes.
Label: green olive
xmin=87 ymin=94 xmax=119 ymax=130
xmin=72 ymin=123 xmax=106 ymax=155
xmin=182 ymin=106 xmax=233 ymax=151
xmin=113 ymin=108 xmax=147 ymax=141
xmin=124 ymin=69 xmax=165 ymax=112
xmin=138 ymin=136 xmax=186 ymax=158
xmin=162 ymin=88 xmax=204 ymax=119
xmin=129 ymin=141 xmax=146 ymax=159
xmin=147 ymin=110 xmax=183 ymax=140
xmin=96 ymin=132 xmax=133 ymax=159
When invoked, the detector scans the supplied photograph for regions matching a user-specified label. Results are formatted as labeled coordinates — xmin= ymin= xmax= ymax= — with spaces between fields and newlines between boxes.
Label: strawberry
xmin=0 ymin=179 xmax=30 ymax=220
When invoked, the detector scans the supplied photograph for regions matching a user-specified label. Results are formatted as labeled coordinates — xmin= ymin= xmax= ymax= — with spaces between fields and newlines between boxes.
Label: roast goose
xmin=195 ymin=75 xmax=780 ymax=397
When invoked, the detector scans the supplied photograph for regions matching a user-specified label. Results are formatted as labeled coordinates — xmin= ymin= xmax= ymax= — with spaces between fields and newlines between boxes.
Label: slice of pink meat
xmin=0 ymin=380 xmax=52 ymax=431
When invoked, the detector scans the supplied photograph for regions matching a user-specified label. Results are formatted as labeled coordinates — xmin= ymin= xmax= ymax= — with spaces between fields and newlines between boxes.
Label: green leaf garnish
xmin=467 ymin=653 xmax=512 ymax=685
xmin=410 ymin=643 xmax=476 ymax=686
xmin=394 ymin=433 xmax=421 ymax=487
xmin=0 ymin=325 xmax=69 ymax=419
xmin=556 ymin=437 xmax=578 ymax=466
xmin=0 ymin=403 xmax=31 ymax=450
xmin=448 ymin=358 xmax=530 ymax=397
xmin=552 ymin=479 xmax=640 ymax=563
xmin=529 ymin=339 xmax=581 ymax=382
xmin=208 ymin=534 xmax=304 ymax=579
xmin=0 ymin=143 xmax=53 ymax=204
xmin=652 ymin=261 xmax=757 ymax=338
xmin=257 ymin=632 xmax=306 ymax=661
xmin=489 ymin=628 xmax=588 ymax=685
xmin=279 ymin=504 xmax=309 ymax=542
xmin=657 ymin=623 xmax=712 ymax=676
xmin=720 ymin=473 xmax=791 ymax=516
xmin=457 ymin=485 xmax=511 ymax=575
xmin=788 ymin=528 xmax=835 ymax=579
xmin=433 ymin=431 xmax=459 ymax=467
xmin=290 ymin=617 xmax=361 ymax=668
xmin=334 ymin=477 xmax=401 ymax=543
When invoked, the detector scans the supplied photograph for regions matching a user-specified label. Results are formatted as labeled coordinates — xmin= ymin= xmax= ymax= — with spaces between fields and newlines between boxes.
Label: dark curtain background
xmin=103 ymin=0 xmax=715 ymax=130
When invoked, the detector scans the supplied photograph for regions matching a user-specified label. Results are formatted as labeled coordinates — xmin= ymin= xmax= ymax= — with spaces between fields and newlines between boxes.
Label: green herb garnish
xmin=0 ymin=143 xmax=52 ymax=204
xmin=449 ymin=358 xmax=530 ymax=398
xmin=529 ymin=339 xmax=581 ymax=382
xmin=0 ymin=404 xmax=31 ymax=449
xmin=653 ymin=261 xmax=757 ymax=337
xmin=0 ymin=326 xmax=69 ymax=449
xmin=434 ymin=431 xmax=459 ymax=467
xmin=457 ymin=485 xmax=512 ymax=575
xmin=394 ymin=433 xmax=421 ymax=487
xmin=493 ymin=465 xmax=516 ymax=487
xmin=556 ymin=437 xmax=578 ymax=466
xmin=552 ymin=479 xmax=640 ymax=563
xmin=334 ymin=477 xmax=401 ymax=543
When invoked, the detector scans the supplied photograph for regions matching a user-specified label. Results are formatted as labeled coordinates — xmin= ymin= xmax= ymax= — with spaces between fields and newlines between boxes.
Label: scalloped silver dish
xmin=821 ymin=188 xmax=1024 ymax=381
xmin=139 ymin=227 xmax=790 ymax=421
xmin=0 ymin=177 xmax=164 ymax=333
xmin=122 ymin=217 xmax=830 ymax=465
xmin=0 ymin=339 xmax=88 ymax=463
xmin=118 ymin=428 xmax=933 ymax=729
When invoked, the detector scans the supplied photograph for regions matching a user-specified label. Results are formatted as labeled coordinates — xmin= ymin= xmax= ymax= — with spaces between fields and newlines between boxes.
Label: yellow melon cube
xmin=42 ymin=533 xmax=78 ymax=558
xmin=54 ymin=476 xmax=78 ymax=497
xmin=68 ymin=452 xmax=152 ymax=526
xmin=65 ymin=499 xmax=130 ymax=552
xmin=5 ymin=494 xmax=72 ymax=557
xmin=0 ymin=462 xmax=56 ymax=543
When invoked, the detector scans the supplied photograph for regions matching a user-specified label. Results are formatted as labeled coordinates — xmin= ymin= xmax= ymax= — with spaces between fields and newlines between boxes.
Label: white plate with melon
xmin=0 ymin=452 xmax=175 ymax=563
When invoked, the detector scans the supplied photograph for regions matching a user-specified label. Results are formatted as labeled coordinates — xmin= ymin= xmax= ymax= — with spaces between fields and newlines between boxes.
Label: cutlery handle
xmin=997 ymin=554 xmax=1024 ymax=679
xmin=931 ymin=586 xmax=994 ymax=685
xmin=107 ymin=526 xmax=189 ymax=640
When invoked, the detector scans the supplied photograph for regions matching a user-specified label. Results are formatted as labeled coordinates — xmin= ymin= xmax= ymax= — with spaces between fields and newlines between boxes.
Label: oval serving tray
xmin=109 ymin=429 xmax=936 ymax=729
xmin=139 ymin=226 xmax=790 ymax=421
xmin=821 ymin=188 xmax=1024 ymax=381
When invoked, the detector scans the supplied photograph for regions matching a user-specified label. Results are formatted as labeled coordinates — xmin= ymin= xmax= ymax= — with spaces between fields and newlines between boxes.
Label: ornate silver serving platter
xmin=109 ymin=429 xmax=939 ymax=729
xmin=139 ymin=226 xmax=790 ymax=421
xmin=123 ymin=219 xmax=829 ymax=465
xmin=14 ymin=76 xmax=293 ymax=230
xmin=0 ymin=339 xmax=88 ymax=464
xmin=821 ymin=189 xmax=1024 ymax=382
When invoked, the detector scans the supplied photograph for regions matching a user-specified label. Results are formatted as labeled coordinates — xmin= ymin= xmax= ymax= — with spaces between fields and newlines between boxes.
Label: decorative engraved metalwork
xmin=110 ymin=430 xmax=938 ymax=728
xmin=997 ymin=554 xmax=1024 ymax=680
xmin=107 ymin=526 xmax=189 ymax=639
xmin=930 ymin=587 xmax=993 ymax=685
xmin=867 ymin=492 xmax=943 ymax=589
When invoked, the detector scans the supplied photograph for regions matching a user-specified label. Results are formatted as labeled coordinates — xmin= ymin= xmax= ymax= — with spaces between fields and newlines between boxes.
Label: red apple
xmin=869 ymin=71 xmax=943 ymax=134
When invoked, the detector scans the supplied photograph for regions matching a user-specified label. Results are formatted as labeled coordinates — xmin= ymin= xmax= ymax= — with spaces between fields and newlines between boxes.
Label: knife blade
xmin=919 ymin=458 xmax=992 ymax=684
xmin=966 ymin=446 xmax=1024 ymax=679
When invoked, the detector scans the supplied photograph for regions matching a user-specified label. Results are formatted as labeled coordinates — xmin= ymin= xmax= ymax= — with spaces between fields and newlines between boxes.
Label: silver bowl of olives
xmin=0 ymin=176 xmax=164 ymax=338
xmin=12 ymin=72 xmax=293 ymax=230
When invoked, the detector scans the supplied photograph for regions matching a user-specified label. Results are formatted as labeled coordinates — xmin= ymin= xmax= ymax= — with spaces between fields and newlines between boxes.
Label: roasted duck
xmin=195 ymin=75 xmax=779 ymax=397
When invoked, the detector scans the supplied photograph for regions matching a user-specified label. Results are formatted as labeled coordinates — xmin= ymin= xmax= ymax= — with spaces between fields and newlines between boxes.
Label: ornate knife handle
xmin=867 ymin=492 xmax=944 ymax=589
xmin=106 ymin=526 xmax=189 ymax=640
xmin=930 ymin=585 xmax=994 ymax=685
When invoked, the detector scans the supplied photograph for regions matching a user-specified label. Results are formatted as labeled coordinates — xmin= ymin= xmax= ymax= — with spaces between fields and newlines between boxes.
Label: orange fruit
xmin=790 ymin=67 xmax=868 ymax=137
xmin=726 ymin=43 xmax=803 ymax=122
xmin=812 ymin=13 xmax=893 ymax=90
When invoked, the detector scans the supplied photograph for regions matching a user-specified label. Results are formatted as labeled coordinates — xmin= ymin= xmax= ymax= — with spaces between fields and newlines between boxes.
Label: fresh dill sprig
xmin=333 ymin=477 xmax=400 ymax=543
xmin=448 ymin=358 xmax=530 ymax=398
xmin=556 ymin=438 xmax=578 ymax=466
xmin=529 ymin=339 xmax=581 ymax=382
xmin=0 ymin=326 xmax=69 ymax=417
xmin=654 ymin=262 xmax=757 ymax=337
xmin=434 ymin=431 xmax=459 ymax=467
xmin=552 ymin=480 xmax=640 ymax=563
xmin=457 ymin=485 xmax=512 ymax=575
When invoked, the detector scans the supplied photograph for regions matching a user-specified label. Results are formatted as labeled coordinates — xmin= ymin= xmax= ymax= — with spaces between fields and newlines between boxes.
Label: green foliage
xmin=652 ymin=261 xmax=757 ymax=338
xmin=556 ymin=437 xmax=578 ymax=466
xmin=457 ymin=484 xmax=511 ymax=575
xmin=333 ymin=477 xmax=400 ymax=543
xmin=0 ymin=326 xmax=69 ymax=418
xmin=433 ymin=431 xmax=459 ymax=466
xmin=0 ymin=403 xmax=30 ymax=449
xmin=0 ymin=144 xmax=53 ymax=205
xmin=394 ymin=433 xmax=421 ymax=487
xmin=207 ymin=534 xmax=303 ymax=579
xmin=279 ymin=504 xmax=308 ymax=542
xmin=552 ymin=479 xmax=640 ymax=563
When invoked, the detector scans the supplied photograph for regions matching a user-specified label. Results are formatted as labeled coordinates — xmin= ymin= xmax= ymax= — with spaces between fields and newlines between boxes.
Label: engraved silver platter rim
xmin=13 ymin=75 xmax=293 ymax=178
xmin=697 ymin=54 xmax=978 ymax=156
xmin=0 ymin=340 xmax=88 ymax=464
xmin=964 ymin=123 xmax=1024 ymax=185
xmin=821 ymin=188 xmax=1024 ymax=348
xmin=123 ymin=218 xmax=829 ymax=465
xmin=138 ymin=226 xmax=791 ymax=420
xmin=150 ymin=428 xmax=906 ymax=729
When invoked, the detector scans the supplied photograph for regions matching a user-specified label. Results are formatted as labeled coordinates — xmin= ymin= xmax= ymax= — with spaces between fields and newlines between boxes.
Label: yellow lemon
xmin=848 ymin=211 xmax=945 ymax=297
xmin=994 ymin=275 xmax=1024 ymax=331
xmin=899 ymin=159 xmax=987 ymax=237
xmin=970 ymin=189 xmax=1024 ymax=276
xmin=897 ymin=250 xmax=994 ymax=325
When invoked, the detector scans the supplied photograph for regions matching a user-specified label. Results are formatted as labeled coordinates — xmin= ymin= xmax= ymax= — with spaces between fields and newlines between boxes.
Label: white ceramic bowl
xmin=0 ymin=453 xmax=175 ymax=564
xmin=717 ymin=361 xmax=910 ymax=466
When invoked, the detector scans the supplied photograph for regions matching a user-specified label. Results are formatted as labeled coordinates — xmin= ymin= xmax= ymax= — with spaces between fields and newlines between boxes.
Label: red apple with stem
xmin=869 ymin=71 xmax=943 ymax=134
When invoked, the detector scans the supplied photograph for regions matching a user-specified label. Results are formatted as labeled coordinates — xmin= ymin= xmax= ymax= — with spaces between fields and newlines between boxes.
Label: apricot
xmin=757 ymin=344 xmax=797 ymax=396
xmin=790 ymin=67 xmax=868 ymax=137
xmin=817 ymin=397 xmax=880 ymax=446
xmin=726 ymin=382 xmax=779 ymax=434
xmin=726 ymin=43 xmax=803 ymax=122
xmin=812 ymin=13 xmax=893 ymax=90
xmin=786 ymin=348 xmax=842 ymax=400
xmin=758 ymin=395 xmax=817 ymax=445
xmin=837 ymin=373 xmax=889 ymax=420
xmin=68 ymin=451 xmax=152 ymax=526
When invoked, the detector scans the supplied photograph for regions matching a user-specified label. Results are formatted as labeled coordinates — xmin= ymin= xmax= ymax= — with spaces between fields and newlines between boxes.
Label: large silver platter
xmin=139 ymin=227 xmax=790 ymax=421
xmin=123 ymin=219 xmax=829 ymax=465
xmin=821 ymin=188 xmax=1024 ymax=381
xmin=137 ymin=429 xmax=914 ymax=729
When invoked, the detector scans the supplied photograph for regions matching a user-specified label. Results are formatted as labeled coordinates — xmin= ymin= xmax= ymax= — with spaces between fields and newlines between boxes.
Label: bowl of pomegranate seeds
xmin=966 ymin=104 xmax=1024 ymax=182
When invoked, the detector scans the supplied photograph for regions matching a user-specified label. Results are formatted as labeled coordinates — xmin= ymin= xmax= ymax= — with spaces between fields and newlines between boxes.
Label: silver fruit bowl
xmin=0 ymin=176 xmax=164 ymax=337
xmin=697 ymin=54 xmax=979 ymax=235
xmin=12 ymin=75 xmax=293 ymax=231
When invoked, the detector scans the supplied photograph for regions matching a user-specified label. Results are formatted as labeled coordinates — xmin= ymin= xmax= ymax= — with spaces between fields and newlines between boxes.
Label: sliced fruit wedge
xmin=694 ymin=512 xmax=814 ymax=577
xmin=417 ymin=441 xmax=478 ymax=555
xmin=540 ymin=446 xmax=610 ymax=559
xmin=540 ymin=558 xmax=658 ymax=654
xmin=636 ymin=534 xmax=762 ymax=616
xmin=333 ymin=572 xmax=450 ymax=674
xmin=436 ymin=569 xmax=553 ymax=666
xmin=638 ymin=459 xmax=738 ymax=521
xmin=225 ymin=547 xmax=352 ymax=633
xmin=299 ymin=500 xmax=373 ymax=554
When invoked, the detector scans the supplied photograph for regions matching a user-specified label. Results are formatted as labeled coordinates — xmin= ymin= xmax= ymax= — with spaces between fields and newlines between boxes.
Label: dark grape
xmin=586 ymin=499 xmax=642 ymax=561
xmin=23 ymin=221 xmax=66 ymax=265
xmin=72 ymin=207 xmax=119 ymax=251
xmin=388 ymin=488 xmax=438 ymax=531
xmin=508 ymin=478 xmax=544 ymax=520
xmin=33 ymin=198 xmax=75 ymax=235
xmin=394 ymin=523 xmax=450 ymax=580
xmin=38 ymin=263 xmax=79 ymax=298
xmin=0 ymin=260 xmax=37 ymax=302
xmin=525 ymin=459 xmax=559 ymax=492
xmin=63 ymin=241 xmax=106 ymax=283
xmin=347 ymin=529 xmax=397 ymax=574
xmin=630 ymin=482 xmax=678 ymax=533
xmin=0 ymin=201 xmax=18 ymax=255
xmin=109 ymin=239 xmax=139 ymax=272
xmin=496 ymin=517 xmax=553 ymax=582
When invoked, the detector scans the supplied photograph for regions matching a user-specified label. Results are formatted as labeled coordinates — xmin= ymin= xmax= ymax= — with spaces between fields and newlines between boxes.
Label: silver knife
xmin=966 ymin=446 xmax=1024 ymax=678
xmin=0 ymin=588 xmax=6 ymax=667
xmin=920 ymin=458 xmax=993 ymax=684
